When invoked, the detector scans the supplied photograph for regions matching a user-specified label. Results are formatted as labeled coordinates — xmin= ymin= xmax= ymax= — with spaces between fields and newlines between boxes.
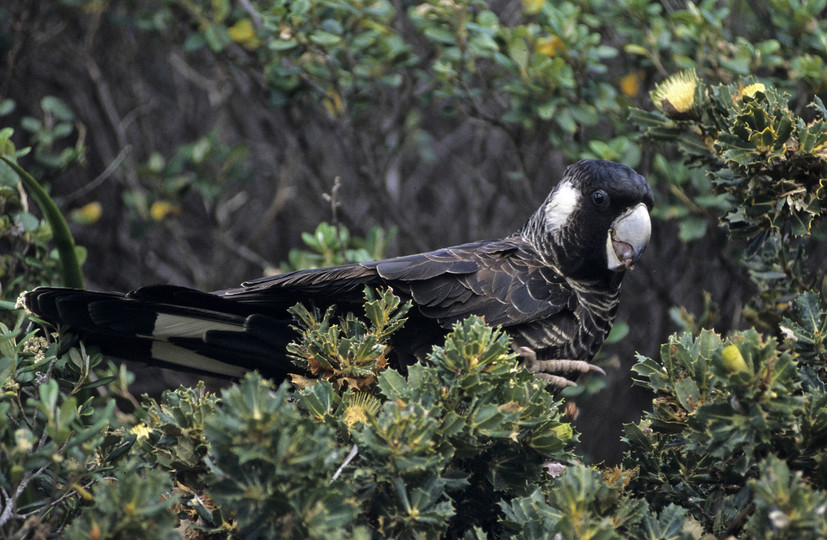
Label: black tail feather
xmin=22 ymin=287 xmax=297 ymax=380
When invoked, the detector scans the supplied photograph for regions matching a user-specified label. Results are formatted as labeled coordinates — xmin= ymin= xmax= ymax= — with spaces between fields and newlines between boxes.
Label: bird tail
xmin=22 ymin=286 xmax=296 ymax=380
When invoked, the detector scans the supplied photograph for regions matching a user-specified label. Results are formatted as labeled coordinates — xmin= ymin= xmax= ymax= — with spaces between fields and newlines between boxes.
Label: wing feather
xmin=372 ymin=237 xmax=574 ymax=329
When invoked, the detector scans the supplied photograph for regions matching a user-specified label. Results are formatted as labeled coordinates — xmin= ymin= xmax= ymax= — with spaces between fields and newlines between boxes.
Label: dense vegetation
xmin=1 ymin=0 xmax=825 ymax=537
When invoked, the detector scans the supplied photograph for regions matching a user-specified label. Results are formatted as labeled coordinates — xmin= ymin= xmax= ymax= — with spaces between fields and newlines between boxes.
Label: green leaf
xmin=297 ymin=380 xmax=335 ymax=419
xmin=571 ymin=104 xmax=599 ymax=126
xmin=40 ymin=96 xmax=75 ymax=122
xmin=423 ymin=26 xmax=457 ymax=45
xmin=641 ymin=504 xmax=691 ymax=538
xmin=309 ymin=30 xmax=342 ymax=46
xmin=508 ymin=37 xmax=529 ymax=71
xmin=269 ymin=39 xmax=298 ymax=51
xmin=15 ymin=211 xmax=40 ymax=232
xmin=622 ymin=422 xmax=652 ymax=450
xmin=378 ymin=368 xmax=408 ymax=399
xmin=0 ymin=99 xmax=15 ymax=116
xmin=604 ymin=321 xmax=629 ymax=344
xmin=678 ymin=216 xmax=708 ymax=242
xmin=674 ymin=378 xmax=700 ymax=412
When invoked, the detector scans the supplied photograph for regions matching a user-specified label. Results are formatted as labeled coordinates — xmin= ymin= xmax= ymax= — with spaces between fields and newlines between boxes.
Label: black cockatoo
xmin=23 ymin=159 xmax=653 ymax=388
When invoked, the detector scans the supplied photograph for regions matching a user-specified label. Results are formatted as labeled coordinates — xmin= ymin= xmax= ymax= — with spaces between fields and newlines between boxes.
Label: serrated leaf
xmin=377 ymin=368 xmax=408 ymax=399
xmin=297 ymin=380 xmax=334 ymax=419
xmin=674 ymin=378 xmax=701 ymax=412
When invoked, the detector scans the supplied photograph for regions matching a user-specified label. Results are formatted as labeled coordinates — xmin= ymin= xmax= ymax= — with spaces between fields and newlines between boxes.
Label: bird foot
xmin=516 ymin=346 xmax=605 ymax=389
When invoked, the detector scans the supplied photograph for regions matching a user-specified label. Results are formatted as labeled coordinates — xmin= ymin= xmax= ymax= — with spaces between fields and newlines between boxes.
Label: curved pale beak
xmin=606 ymin=203 xmax=652 ymax=271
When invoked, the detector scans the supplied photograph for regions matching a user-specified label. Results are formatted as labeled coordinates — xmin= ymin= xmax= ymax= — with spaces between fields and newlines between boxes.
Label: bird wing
xmin=373 ymin=238 xmax=574 ymax=329
xmin=226 ymin=238 xmax=573 ymax=331
xmin=218 ymin=261 xmax=385 ymax=310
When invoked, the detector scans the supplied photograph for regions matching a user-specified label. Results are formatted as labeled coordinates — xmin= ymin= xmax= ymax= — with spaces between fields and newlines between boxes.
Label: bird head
xmin=524 ymin=159 xmax=654 ymax=280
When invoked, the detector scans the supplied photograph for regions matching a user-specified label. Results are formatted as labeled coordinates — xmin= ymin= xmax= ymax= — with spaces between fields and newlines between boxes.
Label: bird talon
xmin=534 ymin=373 xmax=578 ymax=389
xmin=516 ymin=346 xmax=605 ymax=388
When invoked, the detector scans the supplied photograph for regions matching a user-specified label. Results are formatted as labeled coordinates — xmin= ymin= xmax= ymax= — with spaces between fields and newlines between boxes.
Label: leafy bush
xmin=625 ymin=328 xmax=827 ymax=537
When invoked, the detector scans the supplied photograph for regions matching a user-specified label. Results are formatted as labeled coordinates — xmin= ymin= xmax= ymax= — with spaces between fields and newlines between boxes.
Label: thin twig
xmin=331 ymin=444 xmax=359 ymax=482
xmin=322 ymin=176 xmax=348 ymax=262
xmin=62 ymin=145 xmax=131 ymax=204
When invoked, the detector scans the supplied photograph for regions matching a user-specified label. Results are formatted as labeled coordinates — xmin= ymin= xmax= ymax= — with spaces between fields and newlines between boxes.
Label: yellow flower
xmin=71 ymin=201 xmax=103 ymax=225
xmin=130 ymin=424 xmax=152 ymax=440
xmin=620 ymin=72 xmax=643 ymax=98
xmin=651 ymin=69 xmax=699 ymax=119
xmin=150 ymin=200 xmax=180 ymax=221
xmin=741 ymin=82 xmax=766 ymax=99
xmin=228 ymin=18 xmax=260 ymax=50
xmin=15 ymin=429 xmax=33 ymax=453
xmin=342 ymin=392 xmax=381 ymax=431
xmin=523 ymin=0 xmax=545 ymax=15
xmin=536 ymin=35 xmax=565 ymax=58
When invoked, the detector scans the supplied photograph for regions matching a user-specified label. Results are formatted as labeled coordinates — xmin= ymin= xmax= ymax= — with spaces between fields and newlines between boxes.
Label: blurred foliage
xmin=280 ymin=221 xmax=398 ymax=272
xmin=2 ymin=157 xmax=85 ymax=289
xmin=1 ymin=96 xmax=84 ymax=178
xmin=129 ymin=131 xmax=252 ymax=233
xmin=2 ymin=0 xmax=827 ymax=537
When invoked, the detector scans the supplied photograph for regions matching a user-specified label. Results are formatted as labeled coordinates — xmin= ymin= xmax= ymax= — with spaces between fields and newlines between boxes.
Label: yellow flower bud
xmin=620 ymin=72 xmax=642 ymax=98
xmin=342 ymin=392 xmax=381 ymax=431
xmin=721 ymin=344 xmax=749 ymax=373
xmin=551 ymin=423 xmax=573 ymax=441
xmin=228 ymin=18 xmax=260 ymax=50
xmin=536 ymin=35 xmax=565 ymax=58
xmin=149 ymin=200 xmax=180 ymax=221
xmin=71 ymin=201 xmax=103 ymax=225
xmin=130 ymin=424 xmax=152 ymax=440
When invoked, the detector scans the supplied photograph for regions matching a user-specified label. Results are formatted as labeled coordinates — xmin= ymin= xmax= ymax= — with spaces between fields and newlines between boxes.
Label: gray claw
xmin=534 ymin=373 xmax=578 ymax=389
xmin=515 ymin=346 xmax=606 ymax=389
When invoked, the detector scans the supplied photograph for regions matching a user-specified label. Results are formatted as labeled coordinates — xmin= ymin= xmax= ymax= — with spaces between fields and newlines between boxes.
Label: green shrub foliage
xmin=625 ymin=329 xmax=827 ymax=537
xmin=140 ymin=315 xmax=575 ymax=538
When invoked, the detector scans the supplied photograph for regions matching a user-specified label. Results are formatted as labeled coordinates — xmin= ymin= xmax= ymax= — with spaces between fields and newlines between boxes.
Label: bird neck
xmin=523 ymin=225 xmax=620 ymax=285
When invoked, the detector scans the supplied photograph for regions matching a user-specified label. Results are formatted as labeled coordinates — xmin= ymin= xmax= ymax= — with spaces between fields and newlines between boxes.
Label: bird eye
xmin=591 ymin=190 xmax=609 ymax=208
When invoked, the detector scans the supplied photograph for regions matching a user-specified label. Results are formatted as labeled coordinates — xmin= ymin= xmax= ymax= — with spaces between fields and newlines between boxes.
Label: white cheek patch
xmin=544 ymin=180 xmax=580 ymax=231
